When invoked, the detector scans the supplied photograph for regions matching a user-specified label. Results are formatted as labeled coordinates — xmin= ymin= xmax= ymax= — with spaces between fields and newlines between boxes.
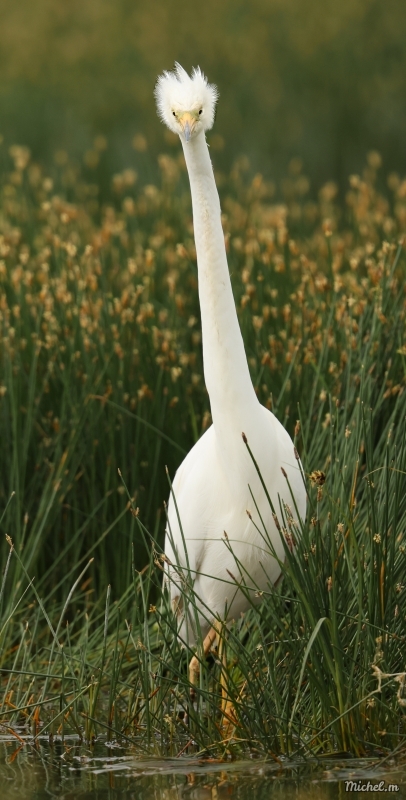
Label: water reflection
xmin=0 ymin=735 xmax=404 ymax=799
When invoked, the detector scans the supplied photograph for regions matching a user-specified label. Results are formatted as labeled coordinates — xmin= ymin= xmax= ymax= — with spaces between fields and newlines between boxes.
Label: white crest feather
xmin=155 ymin=63 xmax=218 ymax=135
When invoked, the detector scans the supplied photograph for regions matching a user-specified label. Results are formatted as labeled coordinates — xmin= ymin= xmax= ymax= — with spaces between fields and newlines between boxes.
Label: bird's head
xmin=155 ymin=63 xmax=218 ymax=143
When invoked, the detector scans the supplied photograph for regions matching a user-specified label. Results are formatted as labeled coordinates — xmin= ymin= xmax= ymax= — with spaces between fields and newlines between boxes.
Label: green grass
xmin=0 ymin=146 xmax=405 ymax=758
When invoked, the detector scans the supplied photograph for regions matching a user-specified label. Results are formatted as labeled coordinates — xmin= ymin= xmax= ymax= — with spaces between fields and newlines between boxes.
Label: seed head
xmin=309 ymin=470 xmax=326 ymax=486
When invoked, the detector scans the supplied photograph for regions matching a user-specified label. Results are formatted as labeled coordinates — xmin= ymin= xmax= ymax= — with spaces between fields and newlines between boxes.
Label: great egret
xmin=155 ymin=64 xmax=306 ymax=702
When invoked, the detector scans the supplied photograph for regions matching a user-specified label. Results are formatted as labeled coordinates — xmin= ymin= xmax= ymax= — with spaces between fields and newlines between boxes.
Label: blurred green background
xmin=1 ymin=0 xmax=405 ymax=188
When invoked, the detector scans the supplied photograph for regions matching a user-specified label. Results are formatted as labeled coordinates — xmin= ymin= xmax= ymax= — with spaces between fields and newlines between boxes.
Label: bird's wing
xmin=164 ymin=425 xmax=216 ymax=580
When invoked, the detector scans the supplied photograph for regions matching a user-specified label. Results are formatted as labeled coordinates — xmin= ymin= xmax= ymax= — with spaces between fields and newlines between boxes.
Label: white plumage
xmin=155 ymin=64 xmax=306 ymax=657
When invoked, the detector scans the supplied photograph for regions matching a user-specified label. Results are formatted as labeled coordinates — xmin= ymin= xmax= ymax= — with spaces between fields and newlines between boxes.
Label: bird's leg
xmin=216 ymin=622 xmax=239 ymax=734
xmin=215 ymin=621 xmax=227 ymax=708
xmin=188 ymin=626 xmax=217 ymax=700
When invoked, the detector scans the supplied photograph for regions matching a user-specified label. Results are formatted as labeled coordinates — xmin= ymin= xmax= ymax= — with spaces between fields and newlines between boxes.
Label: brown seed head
xmin=272 ymin=513 xmax=281 ymax=532
xmin=309 ymin=470 xmax=326 ymax=486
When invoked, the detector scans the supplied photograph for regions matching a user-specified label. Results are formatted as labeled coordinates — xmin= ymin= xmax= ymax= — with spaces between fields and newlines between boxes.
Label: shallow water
xmin=0 ymin=735 xmax=405 ymax=799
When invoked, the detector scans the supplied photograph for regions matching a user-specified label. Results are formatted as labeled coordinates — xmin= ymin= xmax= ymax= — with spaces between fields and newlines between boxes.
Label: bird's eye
xmin=199 ymin=109 xmax=203 ymax=115
xmin=172 ymin=111 xmax=176 ymax=117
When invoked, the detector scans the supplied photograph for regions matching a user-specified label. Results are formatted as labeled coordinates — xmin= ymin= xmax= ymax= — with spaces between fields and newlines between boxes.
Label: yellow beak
xmin=178 ymin=112 xmax=196 ymax=142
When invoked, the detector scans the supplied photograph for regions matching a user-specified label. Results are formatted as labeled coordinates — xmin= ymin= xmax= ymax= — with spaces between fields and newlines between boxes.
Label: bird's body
xmin=166 ymin=408 xmax=304 ymax=643
xmin=155 ymin=64 xmax=306 ymax=648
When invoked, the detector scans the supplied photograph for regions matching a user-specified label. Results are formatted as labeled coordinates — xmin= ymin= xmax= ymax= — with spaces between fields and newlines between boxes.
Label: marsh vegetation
xmin=0 ymin=145 xmax=405 ymax=759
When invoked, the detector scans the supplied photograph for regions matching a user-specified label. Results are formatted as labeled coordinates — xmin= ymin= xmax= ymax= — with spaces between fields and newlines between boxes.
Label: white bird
xmin=155 ymin=64 xmax=306 ymax=696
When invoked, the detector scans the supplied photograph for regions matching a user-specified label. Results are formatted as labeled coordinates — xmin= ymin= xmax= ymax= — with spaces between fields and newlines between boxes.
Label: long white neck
xmin=181 ymin=132 xmax=259 ymax=438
